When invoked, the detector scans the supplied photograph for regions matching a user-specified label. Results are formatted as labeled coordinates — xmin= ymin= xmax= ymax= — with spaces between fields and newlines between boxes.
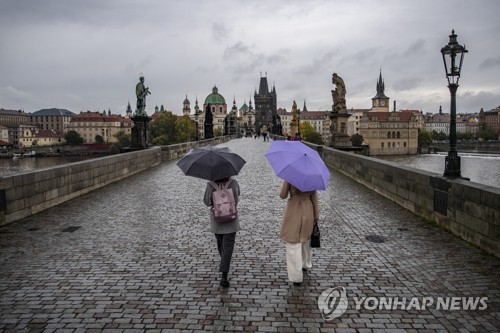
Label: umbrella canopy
xmin=265 ymin=140 xmax=330 ymax=192
xmin=177 ymin=146 xmax=246 ymax=181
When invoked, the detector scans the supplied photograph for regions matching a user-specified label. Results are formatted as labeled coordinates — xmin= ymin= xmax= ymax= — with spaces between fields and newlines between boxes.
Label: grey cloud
xmin=223 ymin=42 xmax=251 ymax=59
xmin=403 ymin=39 xmax=427 ymax=56
xmin=479 ymin=56 xmax=500 ymax=70
xmin=212 ymin=23 xmax=230 ymax=42
xmin=0 ymin=0 xmax=499 ymax=114
xmin=295 ymin=51 xmax=338 ymax=75
xmin=393 ymin=78 xmax=423 ymax=91
xmin=223 ymin=42 xmax=286 ymax=78
xmin=460 ymin=90 xmax=500 ymax=112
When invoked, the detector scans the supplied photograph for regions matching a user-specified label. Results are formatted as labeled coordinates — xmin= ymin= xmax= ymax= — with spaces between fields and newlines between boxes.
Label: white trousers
xmin=284 ymin=241 xmax=312 ymax=283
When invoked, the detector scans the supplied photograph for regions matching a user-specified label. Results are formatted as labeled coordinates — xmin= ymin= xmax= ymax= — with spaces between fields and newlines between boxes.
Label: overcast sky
xmin=1 ymin=0 xmax=499 ymax=116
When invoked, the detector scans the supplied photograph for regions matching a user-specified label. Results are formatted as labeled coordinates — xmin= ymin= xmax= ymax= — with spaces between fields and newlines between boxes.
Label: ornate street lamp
xmin=441 ymin=29 xmax=468 ymax=178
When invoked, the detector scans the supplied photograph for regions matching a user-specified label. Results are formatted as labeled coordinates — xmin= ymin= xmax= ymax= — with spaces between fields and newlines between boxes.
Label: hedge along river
xmin=377 ymin=152 xmax=500 ymax=188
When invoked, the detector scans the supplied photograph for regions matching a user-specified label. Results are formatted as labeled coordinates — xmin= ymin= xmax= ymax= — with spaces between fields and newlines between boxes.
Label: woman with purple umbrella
xmin=279 ymin=181 xmax=319 ymax=286
xmin=265 ymin=140 xmax=329 ymax=285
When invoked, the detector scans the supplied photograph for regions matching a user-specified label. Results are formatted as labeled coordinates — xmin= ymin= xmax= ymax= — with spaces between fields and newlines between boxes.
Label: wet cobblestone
xmin=0 ymin=138 xmax=499 ymax=332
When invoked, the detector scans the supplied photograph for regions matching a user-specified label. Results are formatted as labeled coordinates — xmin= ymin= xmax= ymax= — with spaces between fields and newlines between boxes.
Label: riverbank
xmin=377 ymin=152 xmax=500 ymax=188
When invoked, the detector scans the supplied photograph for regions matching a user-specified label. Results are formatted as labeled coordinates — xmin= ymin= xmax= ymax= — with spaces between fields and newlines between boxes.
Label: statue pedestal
xmin=289 ymin=121 xmax=298 ymax=136
xmin=121 ymin=115 xmax=152 ymax=152
xmin=329 ymin=112 xmax=352 ymax=148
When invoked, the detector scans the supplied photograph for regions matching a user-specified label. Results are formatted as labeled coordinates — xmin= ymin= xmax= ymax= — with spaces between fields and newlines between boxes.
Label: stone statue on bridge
xmin=329 ymin=72 xmax=351 ymax=147
xmin=135 ymin=75 xmax=151 ymax=116
xmin=331 ymin=73 xmax=346 ymax=114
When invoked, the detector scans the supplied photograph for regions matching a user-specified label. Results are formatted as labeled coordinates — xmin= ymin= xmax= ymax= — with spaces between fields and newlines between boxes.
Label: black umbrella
xmin=176 ymin=146 xmax=246 ymax=181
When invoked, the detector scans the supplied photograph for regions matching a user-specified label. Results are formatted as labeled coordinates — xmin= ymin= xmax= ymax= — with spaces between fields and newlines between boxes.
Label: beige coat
xmin=279 ymin=181 xmax=320 ymax=243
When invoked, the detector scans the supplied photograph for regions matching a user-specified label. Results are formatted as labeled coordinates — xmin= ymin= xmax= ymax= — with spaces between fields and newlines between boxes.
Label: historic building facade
xmin=29 ymin=108 xmax=75 ymax=132
xmin=19 ymin=128 xmax=64 ymax=148
xmin=0 ymin=108 xmax=31 ymax=148
xmin=254 ymin=75 xmax=279 ymax=134
xmin=239 ymin=99 xmax=255 ymax=135
xmin=277 ymin=101 xmax=330 ymax=142
xmin=347 ymin=109 xmax=371 ymax=136
xmin=359 ymin=72 xmax=423 ymax=155
xmin=67 ymin=111 xmax=132 ymax=144
xmin=359 ymin=110 xmax=422 ymax=155
xmin=480 ymin=106 xmax=500 ymax=137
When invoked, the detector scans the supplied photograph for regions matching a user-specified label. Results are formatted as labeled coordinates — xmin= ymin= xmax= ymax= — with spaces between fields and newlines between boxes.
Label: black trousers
xmin=214 ymin=233 xmax=236 ymax=273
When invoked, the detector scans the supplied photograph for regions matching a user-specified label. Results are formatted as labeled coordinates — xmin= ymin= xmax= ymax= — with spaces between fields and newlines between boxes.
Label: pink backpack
xmin=209 ymin=179 xmax=238 ymax=223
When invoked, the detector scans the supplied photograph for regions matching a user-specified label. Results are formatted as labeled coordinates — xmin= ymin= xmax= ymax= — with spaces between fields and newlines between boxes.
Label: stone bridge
xmin=0 ymin=138 xmax=499 ymax=332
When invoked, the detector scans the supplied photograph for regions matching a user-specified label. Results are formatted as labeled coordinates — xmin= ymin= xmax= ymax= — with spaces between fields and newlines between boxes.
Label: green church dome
xmin=204 ymin=86 xmax=226 ymax=105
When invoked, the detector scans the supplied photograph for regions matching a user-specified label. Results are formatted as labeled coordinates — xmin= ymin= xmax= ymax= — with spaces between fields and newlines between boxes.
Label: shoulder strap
xmin=209 ymin=181 xmax=219 ymax=190
xmin=209 ymin=179 xmax=234 ymax=190
xmin=224 ymin=178 xmax=233 ymax=189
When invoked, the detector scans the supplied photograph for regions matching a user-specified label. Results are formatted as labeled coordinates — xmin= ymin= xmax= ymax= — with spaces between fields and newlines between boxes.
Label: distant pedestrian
xmin=293 ymin=133 xmax=301 ymax=141
xmin=203 ymin=177 xmax=241 ymax=288
xmin=278 ymin=181 xmax=319 ymax=286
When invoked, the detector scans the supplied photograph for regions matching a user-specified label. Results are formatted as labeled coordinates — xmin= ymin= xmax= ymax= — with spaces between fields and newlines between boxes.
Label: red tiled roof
xmin=430 ymin=114 xmax=450 ymax=122
xmin=300 ymin=111 xmax=329 ymax=120
xmin=71 ymin=111 xmax=122 ymax=122
xmin=32 ymin=130 xmax=64 ymax=138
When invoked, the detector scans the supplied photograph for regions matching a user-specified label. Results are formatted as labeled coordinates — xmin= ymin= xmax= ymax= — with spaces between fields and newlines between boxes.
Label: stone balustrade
xmin=0 ymin=136 xmax=235 ymax=226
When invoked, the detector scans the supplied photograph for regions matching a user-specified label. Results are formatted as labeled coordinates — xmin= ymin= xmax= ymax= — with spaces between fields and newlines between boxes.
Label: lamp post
xmin=441 ymin=29 xmax=468 ymax=178
xmin=297 ymin=108 xmax=301 ymax=137
xmin=194 ymin=109 xmax=199 ymax=141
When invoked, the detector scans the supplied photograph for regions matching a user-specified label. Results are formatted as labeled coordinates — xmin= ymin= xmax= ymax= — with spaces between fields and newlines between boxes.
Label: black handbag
xmin=311 ymin=220 xmax=320 ymax=248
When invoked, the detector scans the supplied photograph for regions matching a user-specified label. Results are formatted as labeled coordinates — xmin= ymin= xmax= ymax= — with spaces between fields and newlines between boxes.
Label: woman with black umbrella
xmin=177 ymin=146 xmax=246 ymax=288
xmin=203 ymin=176 xmax=241 ymax=288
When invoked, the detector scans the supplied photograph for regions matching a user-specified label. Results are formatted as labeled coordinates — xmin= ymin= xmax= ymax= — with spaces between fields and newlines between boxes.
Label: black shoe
xmin=220 ymin=277 xmax=230 ymax=288
xmin=293 ymin=282 xmax=302 ymax=286
xmin=302 ymin=268 xmax=308 ymax=272
xmin=220 ymin=273 xmax=230 ymax=288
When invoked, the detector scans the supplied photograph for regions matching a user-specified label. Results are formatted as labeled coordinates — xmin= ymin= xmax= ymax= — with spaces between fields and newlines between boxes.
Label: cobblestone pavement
xmin=0 ymin=138 xmax=499 ymax=333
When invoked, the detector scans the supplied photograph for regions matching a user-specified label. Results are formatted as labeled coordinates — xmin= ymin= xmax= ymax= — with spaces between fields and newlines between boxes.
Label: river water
xmin=0 ymin=156 xmax=97 ymax=176
xmin=378 ymin=152 xmax=500 ymax=188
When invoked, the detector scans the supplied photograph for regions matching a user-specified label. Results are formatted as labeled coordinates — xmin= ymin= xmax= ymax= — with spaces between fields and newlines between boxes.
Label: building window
xmin=381 ymin=142 xmax=384 ymax=148
xmin=404 ymin=142 xmax=407 ymax=147
xmin=387 ymin=131 xmax=391 ymax=138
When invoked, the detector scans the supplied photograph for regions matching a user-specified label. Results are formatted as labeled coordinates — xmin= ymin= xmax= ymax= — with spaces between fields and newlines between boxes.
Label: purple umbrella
xmin=265 ymin=140 xmax=330 ymax=192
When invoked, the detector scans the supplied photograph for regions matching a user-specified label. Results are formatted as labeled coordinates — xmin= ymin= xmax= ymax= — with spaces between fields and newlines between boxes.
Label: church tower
xmin=194 ymin=96 xmax=200 ymax=115
xmin=125 ymin=101 xmax=133 ymax=118
xmin=372 ymin=70 xmax=390 ymax=112
xmin=254 ymin=73 xmax=278 ymax=134
xmin=183 ymin=95 xmax=191 ymax=116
